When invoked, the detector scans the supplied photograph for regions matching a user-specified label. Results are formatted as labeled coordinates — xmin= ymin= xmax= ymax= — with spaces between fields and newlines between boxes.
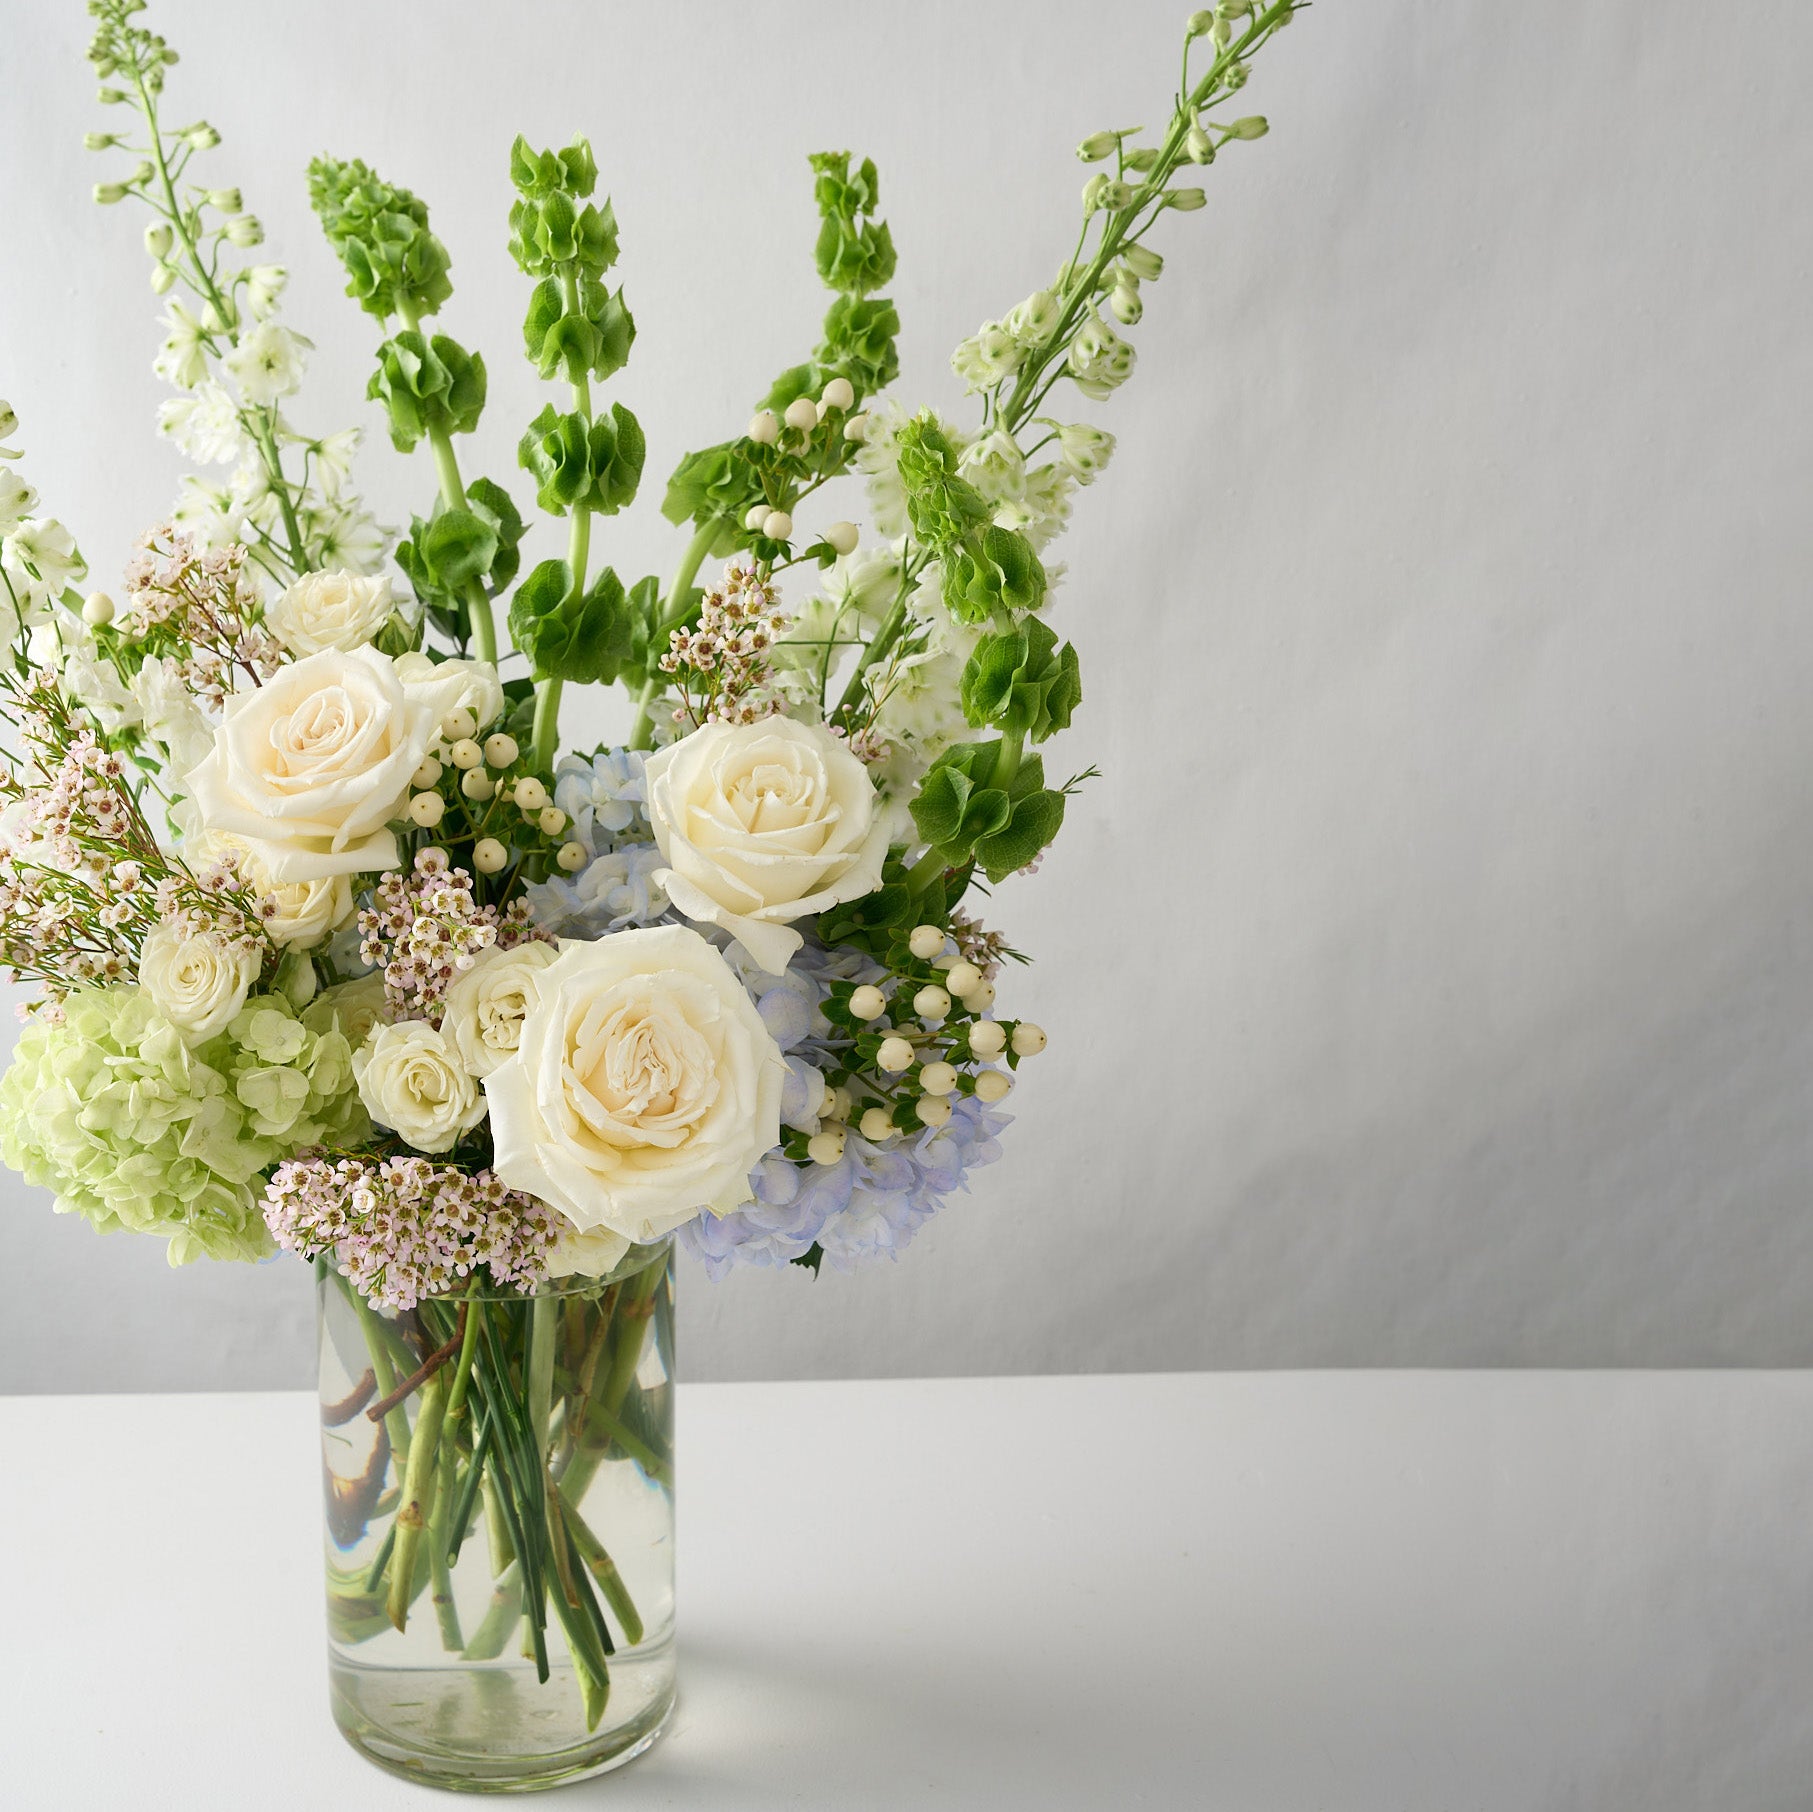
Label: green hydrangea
xmin=0 ymin=986 xmax=369 ymax=1266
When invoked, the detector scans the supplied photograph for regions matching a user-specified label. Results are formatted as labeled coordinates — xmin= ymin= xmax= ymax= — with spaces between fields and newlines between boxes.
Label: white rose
xmin=186 ymin=827 xmax=352 ymax=950
xmin=267 ymin=569 xmax=395 ymax=657
xmin=354 ymin=1020 xmax=487 ymax=1154
xmin=392 ymin=652 xmax=505 ymax=730
xmin=544 ymin=1223 xmax=633 ymax=1279
xmin=139 ymin=918 xmax=262 ymax=1044
xmin=186 ymin=645 xmax=462 ymax=883
xmin=304 ymin=971 xmax=388 ymax=1046
xmin=644 ymin=716 xmax=889 ymax=974
xmin=441 ymin=941 xmax=558 ymax=1077
xmin=485 ymin=925 xmax=786 ymax=1245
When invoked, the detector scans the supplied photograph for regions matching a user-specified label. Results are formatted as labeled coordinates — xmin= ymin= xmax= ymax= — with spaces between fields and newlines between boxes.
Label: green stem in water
xmin=628 ymin=522 xmax=717 ymax=748
xmin=387 ymin=1371 xmax=448 ymax=1633
xmin=561 ymin=1491 xmax=646 ymax=1646
xmin=463 ymin=1561 xmax=522 ymax=1661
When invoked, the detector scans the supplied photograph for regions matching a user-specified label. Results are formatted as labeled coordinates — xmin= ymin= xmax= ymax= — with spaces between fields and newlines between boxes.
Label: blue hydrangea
xmin=681 ymin=1095 xmax=1010 ymax=1279
xmin=526 ymin=840 xmax=669 ymax=938
xmin=551 ymin=748 xmax=648 ymax=856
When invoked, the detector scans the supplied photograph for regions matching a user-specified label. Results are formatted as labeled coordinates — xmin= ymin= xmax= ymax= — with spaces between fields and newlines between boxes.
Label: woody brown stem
xmin=366 ymin=1304 xmax=468 ymax=1424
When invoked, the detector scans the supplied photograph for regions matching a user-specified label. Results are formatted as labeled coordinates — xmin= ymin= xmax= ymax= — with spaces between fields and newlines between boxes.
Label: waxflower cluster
xmin=659 ymin=564 xmax=788 ymax=729
xmin=264 ymin=1155 xmax=558 ymax=1311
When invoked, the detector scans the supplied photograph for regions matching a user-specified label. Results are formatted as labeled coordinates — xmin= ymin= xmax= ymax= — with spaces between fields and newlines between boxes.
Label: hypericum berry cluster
xmin=0 ymin=671 xmax=269 ymax=1003
xmin=263 ymin=1155 xmax=559 ymax=1311
xmin=660 ymin=564 xmax=788 ymax=728
xmin=116 ymin=525 xmax=283 ymax=707
xmin=357 ymin=848 xmax=547 ymax=1023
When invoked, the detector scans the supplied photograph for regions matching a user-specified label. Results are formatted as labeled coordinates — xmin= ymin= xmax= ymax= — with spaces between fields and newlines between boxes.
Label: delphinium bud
xmin=1185 ymin=126 xmax=1214 ymax=164
xmin=1076 ymin=131 xmax=1121 ymax=163
xmin=150 ymin=264 xmax=176 ymax=294
xmin=143 ymin=222 xmax=173 ymax=259
xmin=1167 ymin=187 xmax=1208 ymax=211
xmin=225 ymin=216 xmax=264 ymax=247
xmin=1229 ymin=115 xmax=1269 ymax=139
xmin=1186 ymin=8 xmax=1216 ymax=34
xmin=1110 ymin=283 xmax=1143 ymax=326
xmin=1123 ymin=245 xmax=1164 ymax=281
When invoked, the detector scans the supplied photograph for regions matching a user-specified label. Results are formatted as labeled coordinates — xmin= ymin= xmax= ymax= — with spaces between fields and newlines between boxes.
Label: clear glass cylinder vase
xmin=315 ymin=1239 xmax=676 ymax=1793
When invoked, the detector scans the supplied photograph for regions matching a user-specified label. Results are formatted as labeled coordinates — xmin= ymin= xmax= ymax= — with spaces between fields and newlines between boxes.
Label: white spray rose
xmin=391 ymin=652 xmax=505 ymax=731
xmin=643 ymin=715 xmax=890 ymax=974
xmin=354 ymin=1020 xmax=486 ymax=1154
xmin=139 ymin=918 xmax=262 ymax=1044
xmin=186 ymin=645 xmax=462 ymax=883
xmin=267 ymin=569 xmax=395 ymax=657
xmin=544 ymin=1223 xmax=636 ymax=1279
xmin=485 ymin=926 xmax=785 ymax=1246
xmin=441 ymin=941 xmax=558 ymax=1078
xmin=187 ymin=828 xmax=352 ymax=951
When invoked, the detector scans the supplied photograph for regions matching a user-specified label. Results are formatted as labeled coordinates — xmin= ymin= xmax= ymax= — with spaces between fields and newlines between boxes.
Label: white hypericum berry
xmin=807 ymin=1128 xmax=847 ymax=1166
xmin=945 ymin=960 xmax=984 ymax=999
xmin=412 ymin=756 xmax=443 ymax=789
xmin=1011 ymin=1022 xmax=1048 ymax=1056
xmin=824 ymin=521 xmax=860 ymax=557
xmin=743 ymin=503 xmax=770 ymax=531
xmin=407 ymin=791 xmax=444 ymax=828
xmin=877 ymin=1036 xmax=915 ymax=1073
xmin=783 ymin=397 xmax=818 ymax=433
xmin=483 ymin=733 xmax=518 ymax=768
xmin=919 ymin=1061 xmax=958 ymax=1096
xmin=850 ymin=984 xmax=887 ymax=1021
xmin=557 ymin=841 xmax=588 ymax=873
xmin=843 ymin=412 xmax=870 ymax=444
xmin=82 ymin=591 xmax=115 ymax=626
xmin=914 ymin=984 xmax=952 ymax=1020
xmin=965 ymin=979 xmax=997 ymax=1012
xmin=820 ymin=376 xmax=855 ymax=412
xmin=461 ymin=769 xmax=495 ymax=802
xmin=538 ymin=806 xmax=567 ymax=837
xmin=968 ymin=1020 xmax=1007 ymax=1058
xmin=974 ymin=1068 xmax=1014 ymax=1103
xmin=761 ymin=509 xmax=793 ymax=542
xmin=450 ymin=738 xmax=484 ymax=771
xmin=916 ymin=1094 xmax=953 ymax=1128
xmin=473 ymin=838 xmax=509 ymax=874
xmin=860 ymin=1106 xmax=896 ymax=1141
xmin=746 ymin=410 xmax=780 ymax=445
xmin=824 ymin=1086 xmax=852 ymax=1122
xmin=513 ymin=777 xmax=548 ymax=813
xmin=908 ymin=924 xmax=945 ymax=961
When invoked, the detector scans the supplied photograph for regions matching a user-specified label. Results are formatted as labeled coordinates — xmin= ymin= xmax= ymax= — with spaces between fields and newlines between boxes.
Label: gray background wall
xmin=1 ymin=0 xmax=1809 ymax=1391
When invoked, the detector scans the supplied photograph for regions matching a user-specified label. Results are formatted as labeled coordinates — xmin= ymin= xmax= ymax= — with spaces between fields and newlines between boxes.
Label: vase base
xmin=330 ymin=1647 xmax=675 ymax=1794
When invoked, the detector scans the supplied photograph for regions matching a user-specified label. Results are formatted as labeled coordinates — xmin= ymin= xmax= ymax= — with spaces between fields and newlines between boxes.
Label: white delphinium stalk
xmin=852 ymin=403 xmax=970 ymax=539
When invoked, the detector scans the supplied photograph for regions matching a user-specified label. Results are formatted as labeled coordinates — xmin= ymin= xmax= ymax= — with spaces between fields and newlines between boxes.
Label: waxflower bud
xmin=483 ymin=733 xmax=518 ymax=768
xmin=783 ymin=396 xmax=819 ymax=433
xmin=1076 ymin=131 xmax=1120 ymax=162
xmin=143 ymin=222 xmax=173 ymax=259
xmin=746 ymin=410 xmax=780 ymax=445
xmin=974 ymin=1068 xmax=1014 ymax=1104
xmin=908 ymin=924 xmax=945 ymax=961
xmin=743 ymin=503 xmax=770 ymax=531
xmin=557 ymin=841 xmax=588 ymax=872
xmin=877 ymin=1036 xmax=915 ymax=1073
xmin=860 ymin=1106 xmax=897 ymax=1140
xmin=407 ymin=792 xmax=445 ymax=828
xmin=820 ymin=376 xmax=855 ymax=411
xmin=1167 ymin=187 xmax=1208 ymax=211
xmin=916 ymin=1094 xmax=953 ymax=1128
xmin=761 ymin=509 xmax=793 ymax=542
xmin=473 ymin=838 xmax=509 ymax=874
xmin=1229 ymin=115 xmax=1269 ymax=139
xmin=82 ymin=591 xmax=115 ymax=627
xmin=807 ymin=1128 xmax=847 ymax=1165
xmin=850 ymin=984 xmax=887 ymax=1021
xmin=824 ymin=521 xmax=860 ymax=557
xmin=1123 ymin=245 xmax=1164 ymax=281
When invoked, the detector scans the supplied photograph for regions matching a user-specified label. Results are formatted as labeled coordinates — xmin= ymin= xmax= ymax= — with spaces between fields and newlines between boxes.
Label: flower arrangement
xmin=2 ymin=0 xmax=1300 ymax=1779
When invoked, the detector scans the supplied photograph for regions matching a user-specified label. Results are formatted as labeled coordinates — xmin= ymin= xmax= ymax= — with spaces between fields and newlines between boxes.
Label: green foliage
xmin=518 ymin=402 xmax=645 ymax=516
xmin=808 ymin=151 xmax=897 ymax=295
xmin=895 ymin=414 xmax=990 ymax=550
xmin=507 ymin=135 xmax=620 ymax=277
xmin=943 ymin=523 xmax=1048 ymax=625
xmin=396 ymin=476 xmax=525 ymax=638
xmin=816 ymin=296 xmax=901 ymax=395
xmin=308 ymin=154 xmax=454 ymax=320
xmin=509 ymin=561 xmax=663 ymax=686
xmin=367 ymin=330 xmax=486 ymax=450
xmin=959 ymin=617 xmax=1081 ymax=742
xmin=522 ymin=272 xmax=634 ymax=384
xmin=909 ymin=741 xmax=1067 ymax=882
xmin=660 ymin=442 xmax=764 ymax=539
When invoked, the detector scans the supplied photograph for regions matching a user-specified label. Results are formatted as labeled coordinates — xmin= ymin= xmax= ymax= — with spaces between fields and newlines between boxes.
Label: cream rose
xmin=139 ymin=918 xmax=262 ymax=1044
xmin=441 ymin=941 xmax=558 ymax=1077
xmin=186 ymin=646 xmax=462 ymax=883
xmin=484 ymin=925 xmax=785 ymax=1245
xmin=392 ymin=652 xmax=505 ymax=731
xmin=545 ymin=1223 xmax=634 ymax=1279
xmin=354 ymin=1020 xmax=487 ymax=1153
xmin=187 ymin=828 xmax=352 ymax=950
xmin=644 ymin=716 xmax=889 ymax=973
xmin=267 ymin=568 xmax=395 ymax=657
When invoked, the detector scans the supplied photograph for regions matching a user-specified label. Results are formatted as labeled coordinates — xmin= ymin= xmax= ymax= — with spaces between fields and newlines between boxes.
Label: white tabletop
xmin=2 ymin=1372 xmax=1809 ymax=1810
